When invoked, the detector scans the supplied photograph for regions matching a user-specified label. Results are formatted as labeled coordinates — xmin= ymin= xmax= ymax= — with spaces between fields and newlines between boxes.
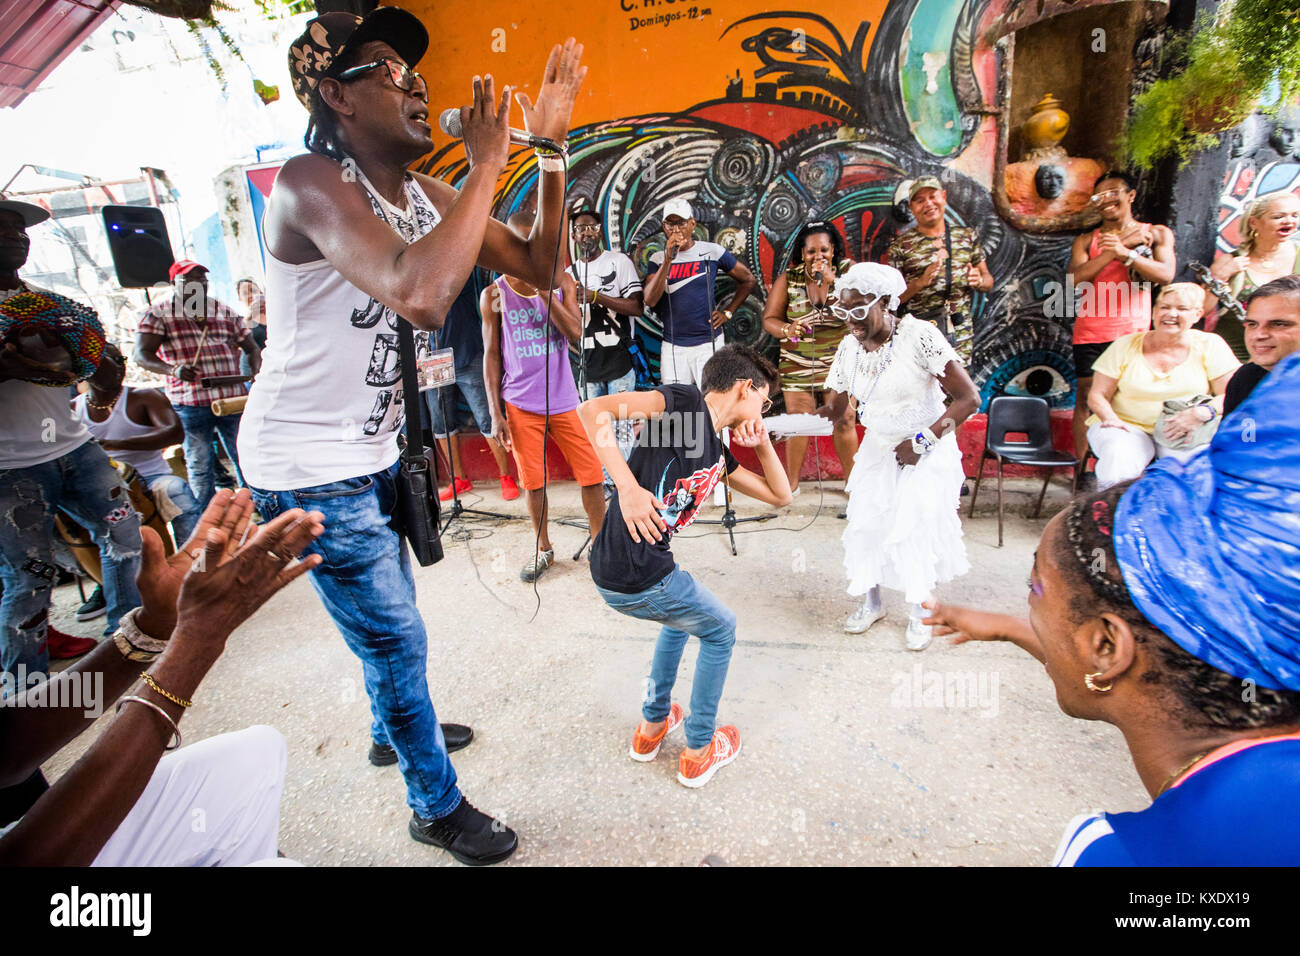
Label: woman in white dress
xmin=817 ymin=263 xmax=981 ymax=649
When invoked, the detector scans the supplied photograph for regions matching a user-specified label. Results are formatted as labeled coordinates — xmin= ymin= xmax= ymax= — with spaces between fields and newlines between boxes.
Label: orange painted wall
xmin=405 ymin=0 xmax=890 ymax=158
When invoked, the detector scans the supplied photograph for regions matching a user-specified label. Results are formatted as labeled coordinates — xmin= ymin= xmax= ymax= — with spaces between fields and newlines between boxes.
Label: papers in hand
xmin=763 ymin=412 xmax=835 ymax=437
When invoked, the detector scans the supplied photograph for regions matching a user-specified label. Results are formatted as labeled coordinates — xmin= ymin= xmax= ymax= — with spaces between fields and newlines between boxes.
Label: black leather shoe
xmin=409 ymin=797 xmax=518 ymax=865
xmin=369 ymin=724 xmax=474 ymax=766
xmin=441 ymin=723 xmax=473 ymax=753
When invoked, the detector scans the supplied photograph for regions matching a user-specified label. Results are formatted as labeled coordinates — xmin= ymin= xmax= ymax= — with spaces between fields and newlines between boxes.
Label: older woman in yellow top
xmin=1087 ymin=283 xmax=1240 ymax=489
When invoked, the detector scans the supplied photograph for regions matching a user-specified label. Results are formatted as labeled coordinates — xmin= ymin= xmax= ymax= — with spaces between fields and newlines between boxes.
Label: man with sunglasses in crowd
xmin=1066 ymin=170 xmax=1175 ymax=462
xmin=567 ymin=198 xmax=644 ymax=487
xmin=237 ymin=8 xmax=586 ymax=865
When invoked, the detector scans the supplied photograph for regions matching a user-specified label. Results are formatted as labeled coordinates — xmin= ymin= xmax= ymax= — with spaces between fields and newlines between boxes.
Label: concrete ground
xmin=45 ymin=472 xmax=1148 ymax=867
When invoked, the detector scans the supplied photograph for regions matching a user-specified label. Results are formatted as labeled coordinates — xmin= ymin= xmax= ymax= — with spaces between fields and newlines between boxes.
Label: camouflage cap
xmin=908 ymin=176 xmax=944 ymax=200
xmin=288 ymin=7 xmax=428 ymax=110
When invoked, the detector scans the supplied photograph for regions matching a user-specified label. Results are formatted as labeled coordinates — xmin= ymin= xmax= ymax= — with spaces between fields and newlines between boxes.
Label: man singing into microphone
xmin=237 ymin=7 xmax=585 ymax=865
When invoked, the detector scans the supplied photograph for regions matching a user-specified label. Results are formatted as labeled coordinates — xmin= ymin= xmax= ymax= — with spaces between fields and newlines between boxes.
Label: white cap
xmin=662 ymin=198 xmax=693 ymax=221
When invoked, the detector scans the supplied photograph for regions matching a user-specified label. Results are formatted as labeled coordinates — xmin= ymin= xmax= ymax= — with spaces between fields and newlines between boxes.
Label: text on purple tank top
xmin=497 ymin=277 xmax=579 ymax=415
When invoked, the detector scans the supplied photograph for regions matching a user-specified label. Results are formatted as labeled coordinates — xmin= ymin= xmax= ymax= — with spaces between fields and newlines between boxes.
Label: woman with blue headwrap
xmin=925 ymin=351 xmax=1300 ymax=865
xmin=816 ymin=263 xmax=981 ymax=650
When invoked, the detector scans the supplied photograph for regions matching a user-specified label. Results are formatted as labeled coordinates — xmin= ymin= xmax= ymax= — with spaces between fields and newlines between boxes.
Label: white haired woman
xmin=816 ymin=263 xmax=980 ymax=650
xmin=1087 ymin=282 xmax=1240 ymax=490
xmin=1204 ymin=191 xmax=1300 ymax=362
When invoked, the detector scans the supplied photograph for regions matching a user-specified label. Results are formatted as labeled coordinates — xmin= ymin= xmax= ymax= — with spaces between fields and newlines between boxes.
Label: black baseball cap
xmin=289 ymin=7 xmax=429 ymax=110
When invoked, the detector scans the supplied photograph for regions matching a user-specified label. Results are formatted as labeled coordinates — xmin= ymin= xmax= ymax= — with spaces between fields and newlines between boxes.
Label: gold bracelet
xmin=142 ymin=672 xmax=192 ymax=709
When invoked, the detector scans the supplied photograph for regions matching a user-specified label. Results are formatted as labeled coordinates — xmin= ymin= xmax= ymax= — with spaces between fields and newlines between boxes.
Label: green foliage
xmin=1122 ymin=1 xmax=1300 ymax=170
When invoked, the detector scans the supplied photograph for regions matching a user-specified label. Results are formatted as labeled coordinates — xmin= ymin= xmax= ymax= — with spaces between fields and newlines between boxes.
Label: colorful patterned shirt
xmin=137 ymin=298 xmax=252 ymax=407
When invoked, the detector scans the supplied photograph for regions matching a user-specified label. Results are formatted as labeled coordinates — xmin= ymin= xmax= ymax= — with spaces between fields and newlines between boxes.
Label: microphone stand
xmin=558 ymin=243 xmax=594 ymax=559
xmin=688 ymin=246 xmax=775 ymax=555
xmin=431 ymin=286 xmax=522 ymax=536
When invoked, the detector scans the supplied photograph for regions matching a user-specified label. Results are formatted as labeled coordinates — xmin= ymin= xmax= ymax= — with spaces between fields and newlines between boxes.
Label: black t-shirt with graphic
xmin=590 ymin=383 xmax=738 ymax=593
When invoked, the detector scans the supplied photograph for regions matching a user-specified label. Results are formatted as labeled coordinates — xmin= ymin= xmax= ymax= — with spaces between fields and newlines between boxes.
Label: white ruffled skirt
xmin=842 ymin=431 xmax=970 ymax=604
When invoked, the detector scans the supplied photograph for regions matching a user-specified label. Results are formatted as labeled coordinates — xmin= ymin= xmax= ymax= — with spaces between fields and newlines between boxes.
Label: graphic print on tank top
xmin=352 ymin=174 xmax=438 ymax=437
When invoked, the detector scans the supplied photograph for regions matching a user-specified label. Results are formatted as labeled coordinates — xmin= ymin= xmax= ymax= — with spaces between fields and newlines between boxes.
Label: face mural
xmin=413 ymin=0 xmax=1174 ymax=410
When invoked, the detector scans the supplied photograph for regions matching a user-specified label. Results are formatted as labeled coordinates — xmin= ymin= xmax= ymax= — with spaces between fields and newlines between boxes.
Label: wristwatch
xmin=722 ymin=309 xmax=733 ymax=320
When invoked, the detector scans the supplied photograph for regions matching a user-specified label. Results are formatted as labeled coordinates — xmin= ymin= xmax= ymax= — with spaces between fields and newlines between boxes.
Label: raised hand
xmin=461 ymin=73 xmax=512 ymax=173
xmin=515 ymin=38 xmax=587 ymax=144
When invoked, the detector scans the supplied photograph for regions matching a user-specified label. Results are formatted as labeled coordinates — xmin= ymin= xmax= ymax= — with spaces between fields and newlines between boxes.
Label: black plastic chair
xmin=969 ymin=396 xmax=1079 ymax=546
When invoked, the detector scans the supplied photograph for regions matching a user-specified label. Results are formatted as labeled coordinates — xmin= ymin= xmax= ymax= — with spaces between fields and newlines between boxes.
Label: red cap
xmin=168 ymin=259 xmax=206 ymax=281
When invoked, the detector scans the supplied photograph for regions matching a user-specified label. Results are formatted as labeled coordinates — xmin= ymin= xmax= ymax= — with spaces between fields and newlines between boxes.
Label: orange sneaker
xmin=629 ymin=703 xmax=683 ymax=762
xmin=677 ymin=725 xmax=741 ymax=788
xmin=499 ymin=475 xmax=520 ymax=501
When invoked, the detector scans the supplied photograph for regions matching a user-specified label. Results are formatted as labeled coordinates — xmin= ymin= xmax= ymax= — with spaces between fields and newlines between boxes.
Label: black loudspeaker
xmin=101 ymin=205 xmax=175 ymax=288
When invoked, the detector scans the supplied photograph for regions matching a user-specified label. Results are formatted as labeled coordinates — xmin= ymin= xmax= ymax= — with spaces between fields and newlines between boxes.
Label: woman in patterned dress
xmin=760 ymin=221 xmax=858 ymax=493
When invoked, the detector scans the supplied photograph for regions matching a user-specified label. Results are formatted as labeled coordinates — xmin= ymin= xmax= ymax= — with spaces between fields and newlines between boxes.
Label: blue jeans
xmin=174 ymin=404 xmax=243 ymax=510
xmin=147 ymin=473 xmax=202 ymax=544
xmin=425 ymin=360 xmax=493 ymax=439
xmin=597 ymin=566 xmax=736 ymax=749
xmin=0 ymin=441 xmax=142 ymax=678
xmin=580 ymin=367 xmax=637 ymax=479
xmin=248 ymin=464 xmax=462 ymax=820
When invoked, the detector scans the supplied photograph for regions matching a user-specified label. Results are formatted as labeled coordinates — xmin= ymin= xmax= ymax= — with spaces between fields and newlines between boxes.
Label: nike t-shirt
xmin=590 ymin=383 xmax=738 ymax=593
xmin=646 ymin=241 xmax=737 ymax=346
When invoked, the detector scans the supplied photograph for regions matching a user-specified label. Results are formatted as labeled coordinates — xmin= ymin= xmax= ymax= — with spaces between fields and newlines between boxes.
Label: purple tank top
xmin=497 ymin=277 xmax=579 ymax=415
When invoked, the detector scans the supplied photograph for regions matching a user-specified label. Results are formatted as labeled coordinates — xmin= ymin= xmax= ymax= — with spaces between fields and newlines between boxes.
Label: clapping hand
xmin=172 ymin=502 xmax=324 ymax=652
xmin=134 ymin=488 xmax=257 ymax=640
xmin=514 ymin=38 xmax=586 ymax=145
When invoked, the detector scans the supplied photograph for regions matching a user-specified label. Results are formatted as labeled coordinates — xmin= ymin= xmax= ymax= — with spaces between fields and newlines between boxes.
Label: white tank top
xmin=237 ymin=168 xmax=441 ymax=490
xmin=73 ymin=391 xmax=172 ymax=480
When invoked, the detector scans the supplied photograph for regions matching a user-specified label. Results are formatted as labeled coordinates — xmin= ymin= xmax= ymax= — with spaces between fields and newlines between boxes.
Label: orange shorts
xmin=504 ymin=403 xmax=605 ymax=491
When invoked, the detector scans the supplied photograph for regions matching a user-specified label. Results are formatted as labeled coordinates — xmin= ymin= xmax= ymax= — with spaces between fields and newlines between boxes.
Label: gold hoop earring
xmin=1084 ymin=672 xmax=1113 ymax=693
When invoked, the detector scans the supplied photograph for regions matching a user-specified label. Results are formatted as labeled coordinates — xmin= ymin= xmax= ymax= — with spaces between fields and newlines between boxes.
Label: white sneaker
xmin=844 ymin=601 xmax=886 ymax=634
xmin=905 ymin=615 xmax=932 ymax=651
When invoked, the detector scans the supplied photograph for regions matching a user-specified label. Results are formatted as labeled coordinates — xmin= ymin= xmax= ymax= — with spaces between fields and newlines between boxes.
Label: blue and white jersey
xmin=1052 ymin=734 xmax=1300 ymax=866
xmin=647 ymin=241 xmax=738 ymax=346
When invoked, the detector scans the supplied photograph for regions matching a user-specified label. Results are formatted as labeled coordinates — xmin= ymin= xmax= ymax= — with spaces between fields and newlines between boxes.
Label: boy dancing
xmin=577 ymin=345 xmax=792 ymax=787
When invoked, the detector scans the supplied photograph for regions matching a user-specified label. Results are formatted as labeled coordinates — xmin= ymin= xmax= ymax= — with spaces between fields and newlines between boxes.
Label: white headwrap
xmin=832 ymin=262 xmax=908 ymax=313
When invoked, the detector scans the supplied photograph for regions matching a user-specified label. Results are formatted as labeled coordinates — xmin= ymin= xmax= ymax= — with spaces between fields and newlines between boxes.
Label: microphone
xmin=438 ymin=108 xmax=565 ymax=154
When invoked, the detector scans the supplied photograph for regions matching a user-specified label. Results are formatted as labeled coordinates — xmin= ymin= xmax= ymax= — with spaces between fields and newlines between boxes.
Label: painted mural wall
xmin=408 ymin=0 xmax=1173 ymax=409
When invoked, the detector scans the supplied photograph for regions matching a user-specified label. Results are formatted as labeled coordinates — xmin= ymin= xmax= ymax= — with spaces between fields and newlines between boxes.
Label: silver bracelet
xmin=116 ymin=695 xmax=182 ymax=750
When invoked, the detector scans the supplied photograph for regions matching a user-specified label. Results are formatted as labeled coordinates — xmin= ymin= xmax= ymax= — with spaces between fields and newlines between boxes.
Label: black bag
xmin=394 ymin=314 xmax=443 ymax=566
